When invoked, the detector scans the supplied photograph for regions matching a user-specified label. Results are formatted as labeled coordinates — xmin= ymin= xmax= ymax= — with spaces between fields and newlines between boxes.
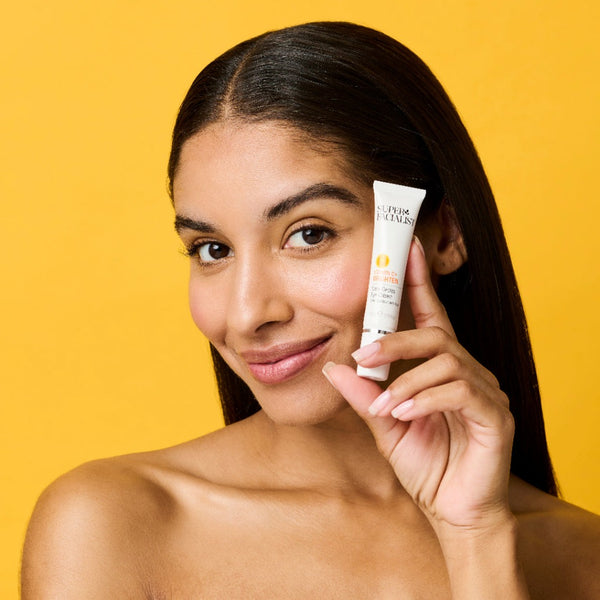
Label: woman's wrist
xmin=434 ymin=513 xmax=530 ymax=600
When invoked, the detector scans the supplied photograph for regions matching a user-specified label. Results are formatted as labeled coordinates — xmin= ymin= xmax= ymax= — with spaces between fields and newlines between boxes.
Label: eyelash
xmin=184 ymin=223 xmax=336 ymax=266
xmin=285 ymin=224 xmax=336 ymax=252
xmin=183 ymin=241 xmax=231 ymax=264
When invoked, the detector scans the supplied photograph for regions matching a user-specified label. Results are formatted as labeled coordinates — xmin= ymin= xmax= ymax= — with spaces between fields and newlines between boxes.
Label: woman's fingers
xmin=353 ymin=325 xmax=457 ymax=364
xmin=323 ymin=362 xmax=380 ymax=410
xmin=406 ymin=236 xmax=456 ymax=336
xmin=365 ymin=351 xmax=504 ymax=417
xmin=322 ymin=363 xmax=409 ymax=453
xmin=390 ymin=379 xmax=512 ymax=437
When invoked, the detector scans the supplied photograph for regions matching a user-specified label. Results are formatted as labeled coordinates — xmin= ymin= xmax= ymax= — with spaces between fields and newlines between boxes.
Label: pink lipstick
xmin=242 ymin=336 xmax=331 ymax=384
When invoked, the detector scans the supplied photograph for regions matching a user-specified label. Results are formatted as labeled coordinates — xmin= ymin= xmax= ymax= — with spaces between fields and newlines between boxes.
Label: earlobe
xmin=430 ymin=200 xmax=467 ymax=276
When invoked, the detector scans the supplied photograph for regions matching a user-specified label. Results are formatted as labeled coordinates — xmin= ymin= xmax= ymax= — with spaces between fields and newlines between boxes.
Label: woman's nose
xmin=226 ymin=257 xmax=293 ymax=335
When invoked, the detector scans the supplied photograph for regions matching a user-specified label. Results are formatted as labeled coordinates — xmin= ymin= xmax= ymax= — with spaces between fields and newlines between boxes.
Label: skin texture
xmin=21 ymin=121 xmax=600 ymax=599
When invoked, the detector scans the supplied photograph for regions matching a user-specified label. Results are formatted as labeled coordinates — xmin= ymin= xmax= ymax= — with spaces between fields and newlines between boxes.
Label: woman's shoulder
xmin=510 ymin=475 xmax=600 ymax=540
xmin=26 ymin=448 xmax=184 ymax=528
xmin=21 ymin=423 xmax=253 ymax=599
xmin=23 ymin=421 xmax=254 ymax=531
xmin=21 ymin=452 xmax=179 ymax=597
xmin=510 ymin=477 xmax=600 ymax=599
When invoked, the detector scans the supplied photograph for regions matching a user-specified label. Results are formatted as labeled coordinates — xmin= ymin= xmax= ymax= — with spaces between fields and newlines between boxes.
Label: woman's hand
xmin=323 ymin=237 xmax=515 ymax=535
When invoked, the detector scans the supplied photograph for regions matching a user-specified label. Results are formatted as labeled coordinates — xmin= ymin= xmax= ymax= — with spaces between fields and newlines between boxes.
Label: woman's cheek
xmin=188 ymin=279 xmax=224 ymax=340
xmin=296 ymin=252 xmax=371 ymax=321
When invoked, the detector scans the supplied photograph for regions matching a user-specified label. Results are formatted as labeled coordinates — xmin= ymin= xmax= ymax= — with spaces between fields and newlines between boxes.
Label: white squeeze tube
xmin=357 ymin=180 xmax=426 ymax=381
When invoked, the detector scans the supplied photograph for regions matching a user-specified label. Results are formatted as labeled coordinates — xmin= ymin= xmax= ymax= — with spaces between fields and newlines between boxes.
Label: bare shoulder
xmin=21 ymin=420 xmax=262 ymax=599
xmin=510 ymin=477 xmax=600 ymax=599
xmin=21 ymin=454 xmax=176 ymax=599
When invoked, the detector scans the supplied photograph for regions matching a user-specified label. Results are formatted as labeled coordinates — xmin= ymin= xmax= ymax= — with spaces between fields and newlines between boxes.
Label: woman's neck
xmin=245 ymin=407 xmax=408 ymax=502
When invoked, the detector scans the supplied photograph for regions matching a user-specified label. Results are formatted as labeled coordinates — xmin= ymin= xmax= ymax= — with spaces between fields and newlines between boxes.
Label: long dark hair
xmin=168 ymin=22 xmax=557 ymax=496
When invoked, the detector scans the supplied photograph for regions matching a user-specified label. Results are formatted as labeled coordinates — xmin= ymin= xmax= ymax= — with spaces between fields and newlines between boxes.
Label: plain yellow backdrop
xmin=2 ymin=0 xmax=599 ymax=596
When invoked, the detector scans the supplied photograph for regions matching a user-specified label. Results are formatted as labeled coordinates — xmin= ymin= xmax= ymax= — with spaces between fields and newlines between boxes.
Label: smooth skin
xmin=21 ymin=121 xmax=600 ymax=599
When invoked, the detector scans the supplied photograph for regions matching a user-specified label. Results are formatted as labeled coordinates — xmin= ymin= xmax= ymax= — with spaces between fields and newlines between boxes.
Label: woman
xmin=22 ymin=22 xmax=599 ymax=598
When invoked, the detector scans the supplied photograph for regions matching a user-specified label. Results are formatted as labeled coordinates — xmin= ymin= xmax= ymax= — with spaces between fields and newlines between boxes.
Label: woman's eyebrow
xmin=264 ymin=183 xmax=361 ymax=220
xmin=174 ymin=183 xmax=361 ymax=233
xmin=174 ymin=215 xmax=215 ymax=234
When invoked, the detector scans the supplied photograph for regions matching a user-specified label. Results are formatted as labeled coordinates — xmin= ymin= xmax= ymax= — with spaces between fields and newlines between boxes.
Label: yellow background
xmin=2 ymin=0 xmax=598 ymax=596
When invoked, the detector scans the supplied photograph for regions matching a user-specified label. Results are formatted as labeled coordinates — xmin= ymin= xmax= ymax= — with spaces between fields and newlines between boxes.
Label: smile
xmin=242 ymin=336 xmax=332 ymax=384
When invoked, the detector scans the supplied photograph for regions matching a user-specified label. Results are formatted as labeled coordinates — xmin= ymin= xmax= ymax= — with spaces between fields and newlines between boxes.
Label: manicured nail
xmin=351 ymin=342 xmax=380 ymax=363
xmin=368 ymin=390 xmax=391 ymax=415
xmin=322 ymin=361 xmax=337 ymax=387
xmin=391 ymin=399 xmax=415 ymax=419
xmin=412 ymin=235 xmax=425 ymax=256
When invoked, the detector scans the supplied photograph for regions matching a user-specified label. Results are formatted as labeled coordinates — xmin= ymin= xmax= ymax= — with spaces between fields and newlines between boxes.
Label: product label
xmin=364 ymin=263 xmax=402 ymax=329
xmin=376 ymin=204 xmax=416 ymax=226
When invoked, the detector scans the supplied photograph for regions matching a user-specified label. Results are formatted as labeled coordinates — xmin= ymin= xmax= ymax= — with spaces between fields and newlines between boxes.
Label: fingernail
xmin=391 ymin=399 xmax=415 ymax=419
xmin=322 ymin=361 xmax=337 ymax=387
xmin=412 ymin=235 xmax=425 ymax=256
xmin=368 ymin=390 xmax=391 ymax=416
xmin=351 ymin=342 xmax=380 ymax=363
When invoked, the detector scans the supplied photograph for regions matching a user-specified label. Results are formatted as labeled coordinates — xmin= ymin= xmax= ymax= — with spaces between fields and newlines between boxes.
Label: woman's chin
xmin=252 ymin=385 xmax=353 ymax=427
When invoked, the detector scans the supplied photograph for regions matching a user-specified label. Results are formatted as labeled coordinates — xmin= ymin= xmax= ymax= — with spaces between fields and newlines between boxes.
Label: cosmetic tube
xmin=357 ymin=181 xmax=426 ymax=381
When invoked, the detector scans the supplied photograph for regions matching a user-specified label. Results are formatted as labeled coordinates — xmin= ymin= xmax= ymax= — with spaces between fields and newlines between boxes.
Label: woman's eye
xmin=195 ymin=242 xmax=232 ymax=262
xmin=286 ymin=227 xmax=329 ymax=248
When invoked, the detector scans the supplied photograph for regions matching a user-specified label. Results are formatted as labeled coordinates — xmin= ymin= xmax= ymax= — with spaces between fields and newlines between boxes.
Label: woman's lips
xmin=243 ymin=336 xmax=331 ymax=384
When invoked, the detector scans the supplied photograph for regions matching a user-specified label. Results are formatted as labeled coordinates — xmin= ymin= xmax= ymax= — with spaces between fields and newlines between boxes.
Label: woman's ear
xmin=427 ymin=199 xmax=467 ymax=276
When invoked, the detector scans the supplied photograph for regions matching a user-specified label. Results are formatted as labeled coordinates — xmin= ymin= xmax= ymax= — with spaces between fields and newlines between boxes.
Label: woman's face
xmin=173 ymin=120 xmax=388 ymax=424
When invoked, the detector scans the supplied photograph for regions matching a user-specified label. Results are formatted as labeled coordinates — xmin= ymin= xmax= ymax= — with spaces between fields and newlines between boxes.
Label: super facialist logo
xmin=376 ymin=204 xmax=415 ymax=225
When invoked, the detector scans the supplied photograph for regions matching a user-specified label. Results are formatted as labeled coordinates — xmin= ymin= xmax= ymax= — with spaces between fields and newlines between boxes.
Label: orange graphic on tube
xmin=376 ymin=254 xmax=389 ymax=268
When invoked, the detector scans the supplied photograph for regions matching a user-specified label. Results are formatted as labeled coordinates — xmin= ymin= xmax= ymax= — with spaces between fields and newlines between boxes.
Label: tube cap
xmin=356 ymin=330 xmax=390 ymax=382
